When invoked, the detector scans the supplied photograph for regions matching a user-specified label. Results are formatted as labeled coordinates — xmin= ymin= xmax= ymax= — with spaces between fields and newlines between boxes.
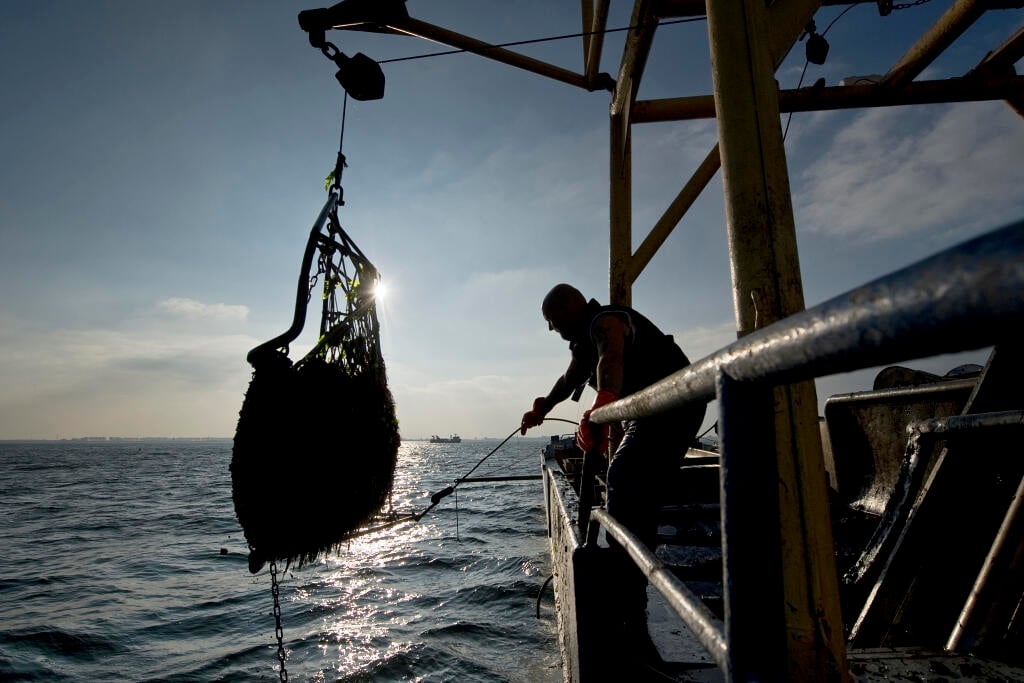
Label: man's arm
xmin=591 ymin=313 xmax=628 ymax=395
xmin=540 ymin=351 xmax=590 ymax=413
xmin=521 ymin=351 xmax=590 ymax=434
xmin=574 ymin=313 xmax=629 ymax=453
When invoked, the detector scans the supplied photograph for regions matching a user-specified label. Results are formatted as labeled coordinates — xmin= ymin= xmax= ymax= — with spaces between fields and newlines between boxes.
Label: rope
xmin=697 ymin=421 xmax=717 ymax=440
xmin=453 ymin=418 xmax=577 ymax=482
xmin=338 ymin=417 xmax=581 ymax=537
xmin=256 ymin=417 xmax=579 ymax=677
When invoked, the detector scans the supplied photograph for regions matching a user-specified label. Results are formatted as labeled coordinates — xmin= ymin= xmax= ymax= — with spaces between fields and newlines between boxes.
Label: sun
xmin=373 ymin=281 xmax=389 ymax=300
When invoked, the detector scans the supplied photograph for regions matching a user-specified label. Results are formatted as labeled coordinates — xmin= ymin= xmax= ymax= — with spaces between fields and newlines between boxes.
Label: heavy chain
xmin=893 ymin=0 xmax=933 ymax=9
xmin=877 ymin=0 xmax=932 ymax=14
xmin=270 ymin=560 xmax=289 ymax=682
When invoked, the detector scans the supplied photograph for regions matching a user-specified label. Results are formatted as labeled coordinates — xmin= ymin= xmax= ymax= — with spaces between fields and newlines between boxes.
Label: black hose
xmin=536 ymin=573 xmax=555 ymax=618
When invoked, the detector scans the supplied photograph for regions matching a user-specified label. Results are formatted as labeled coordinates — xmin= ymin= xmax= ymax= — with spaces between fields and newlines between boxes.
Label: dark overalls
xmin=569 ymin=300 xmax=707 ymax=644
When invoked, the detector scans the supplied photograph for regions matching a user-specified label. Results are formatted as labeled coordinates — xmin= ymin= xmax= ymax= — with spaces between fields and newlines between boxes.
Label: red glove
xmin=576 ymin=389 xmax=618 ymax=454
xmin=520 ymin=396 xmax=547 ymax=435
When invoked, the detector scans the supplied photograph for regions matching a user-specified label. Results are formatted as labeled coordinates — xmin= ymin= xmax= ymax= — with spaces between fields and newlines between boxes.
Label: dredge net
xmin=231 ymin=192 xmax=399 ymax=573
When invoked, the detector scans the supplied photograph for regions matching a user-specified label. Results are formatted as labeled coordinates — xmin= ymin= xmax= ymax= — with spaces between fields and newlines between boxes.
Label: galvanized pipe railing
xmin=591 ymin=220 xmax=1024 ymax=426
xmin=588 ymin=508 xmax=729 ymax=670
xmin=582 ymin=219 xmax=1024 ymax=677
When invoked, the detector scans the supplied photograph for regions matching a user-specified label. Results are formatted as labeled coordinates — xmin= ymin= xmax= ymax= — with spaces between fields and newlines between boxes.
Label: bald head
xmin=542 ymin=283 xmax=588 ymax=341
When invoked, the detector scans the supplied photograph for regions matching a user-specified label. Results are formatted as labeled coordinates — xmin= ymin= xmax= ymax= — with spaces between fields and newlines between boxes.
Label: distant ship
xmin=429 ymin=434 xmax=461 ymax=443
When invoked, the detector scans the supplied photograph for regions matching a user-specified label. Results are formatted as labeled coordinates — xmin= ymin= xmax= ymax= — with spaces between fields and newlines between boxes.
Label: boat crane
xmin=297 ymin=1 xmax=1024 ymax=680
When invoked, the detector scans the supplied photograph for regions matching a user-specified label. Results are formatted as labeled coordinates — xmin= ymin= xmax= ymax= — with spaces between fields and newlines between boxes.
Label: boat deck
xmin=541 ymin=364 xmax=1024 ymax=683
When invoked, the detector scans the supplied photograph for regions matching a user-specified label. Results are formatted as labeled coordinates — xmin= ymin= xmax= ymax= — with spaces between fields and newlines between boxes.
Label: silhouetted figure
xmin=520 ymin=283 xmax=705 ymax=665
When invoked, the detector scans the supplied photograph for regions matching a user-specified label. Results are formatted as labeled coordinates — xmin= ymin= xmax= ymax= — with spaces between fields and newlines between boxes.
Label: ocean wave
xmin=0 ymin=441 xmax=561 ymax=683
xmin=136 ymin=642 xmax=268 ymax=683
xmin=0 ymin=576 xmax=64 ymax=593
xmin=0 ymin=628 xmax=125 ymax=660
xmin=0 ymin=655 xmax=71 ymax=682
xmin=336 ymin=641 xmax=510 ymax=683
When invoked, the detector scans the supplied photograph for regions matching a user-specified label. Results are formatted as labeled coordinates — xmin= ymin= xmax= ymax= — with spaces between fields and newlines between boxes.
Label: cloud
xmin=386 ymin=370 xmax=548 ymax=439
xmin=468 ymin=123 xmax=609 ymax=225
xmin=795 ymin=102 xmax=1024 ymax=243
xmin=672 ymin=321 xmax=738 ymax=363
xmin=455 ymin=267 xmax=553 ymax=311
xmin=645 ymin=119 xmax=719 ymax=160
xmin=157 ymin=296 xmax=249 ymax=321
xmin=783 ymin=108 xmax=846 ymax=148
xmin=405 ymin=374 xmax=518 ymax=397
xmin=0 ymin=314 xmax=257 ymax=438
xmin=3 ymin=325 xmax=252 ymax=380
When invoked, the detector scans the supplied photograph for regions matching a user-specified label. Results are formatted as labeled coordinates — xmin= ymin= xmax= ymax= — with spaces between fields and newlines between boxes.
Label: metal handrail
xmin=589 ymin=508 xmax=729 ymax=670
xmin=582 ymin=219 xmax=1024 ymax=674
xmin=591 ymin=220 xmax=1024 ymax=426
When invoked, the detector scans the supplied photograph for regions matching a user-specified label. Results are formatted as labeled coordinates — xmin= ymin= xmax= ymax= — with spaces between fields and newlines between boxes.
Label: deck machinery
xmin=298 ymin=1 xmax=1024 ymax=680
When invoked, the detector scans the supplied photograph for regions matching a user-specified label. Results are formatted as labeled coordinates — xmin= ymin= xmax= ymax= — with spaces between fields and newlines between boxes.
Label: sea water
xmin=0 ymin=439 xmax=562 ymax=682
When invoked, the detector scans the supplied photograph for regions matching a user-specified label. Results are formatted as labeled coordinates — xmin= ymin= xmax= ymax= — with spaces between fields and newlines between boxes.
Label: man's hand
xmin=520 ymin=396 xmax=547 ymax=435
xmin=575 ymin=389 xmax=618 ymax=454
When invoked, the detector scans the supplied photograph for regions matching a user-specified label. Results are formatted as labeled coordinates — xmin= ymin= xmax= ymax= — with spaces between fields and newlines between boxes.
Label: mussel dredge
xmin=236 ymin=1 xmax=1024 ymax=680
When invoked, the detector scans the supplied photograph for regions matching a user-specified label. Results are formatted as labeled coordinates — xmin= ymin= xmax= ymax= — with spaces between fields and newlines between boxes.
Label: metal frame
xmin=590 ymin=222 xmax=1024 ymax=419
xmin=246 ymin=193 xmax=340 ymax=364
xmin=947 ymin=423 xmax=1024 ymax=653
xmin=589 ymin=507 xmax=729 ymax=669
xmin=847 ymin=407 xmax=1024 ymax=648
xmin=585 ymin=220 xmax=1024 ymax=678
xmin=299 ymin=2 xmax=1024 ymax=679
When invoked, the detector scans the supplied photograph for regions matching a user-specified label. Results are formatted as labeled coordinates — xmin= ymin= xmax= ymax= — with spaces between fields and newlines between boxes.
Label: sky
xmin=1 ymin=1 xmax=1022 ymax=440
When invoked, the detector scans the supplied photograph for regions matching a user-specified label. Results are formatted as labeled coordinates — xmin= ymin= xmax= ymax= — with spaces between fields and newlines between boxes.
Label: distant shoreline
xmin=0 ymin=436 xmax=234 ymax=443
xmin=0 ymin=435 xmax=555 ymax=443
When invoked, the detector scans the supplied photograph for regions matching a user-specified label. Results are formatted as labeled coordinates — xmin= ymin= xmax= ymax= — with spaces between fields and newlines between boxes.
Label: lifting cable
xmin=783 ymin=0 xmax=933 ymax=140
xmin=376 ymin=17 xmax=708 ymax=66
xmin=232 ymin=86 xmax=394 ymax=682
xmin=377 ymin=0 xmax=931 ymax=70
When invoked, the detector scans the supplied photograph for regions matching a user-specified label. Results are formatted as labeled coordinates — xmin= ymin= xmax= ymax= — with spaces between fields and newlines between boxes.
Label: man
xmin=520 ymin=283 xmax=705 ymax=662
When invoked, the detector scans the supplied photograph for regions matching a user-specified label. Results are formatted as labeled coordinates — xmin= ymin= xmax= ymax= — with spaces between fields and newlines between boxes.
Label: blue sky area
xmin=2 ymin=1 xmax=1022 ymax=439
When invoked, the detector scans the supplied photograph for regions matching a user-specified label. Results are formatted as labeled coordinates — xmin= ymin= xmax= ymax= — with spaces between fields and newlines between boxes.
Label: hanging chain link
xmin=270 ymin=560 xmax=289 ymax=682
xmin=893 ymin=0 xmax=933 ymax=9
xmin=320 ymin=41 xmax=341 ymax=62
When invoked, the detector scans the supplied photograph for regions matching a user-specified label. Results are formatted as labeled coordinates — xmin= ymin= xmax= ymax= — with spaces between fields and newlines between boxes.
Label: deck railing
xmin=584 ymin=219 xmax=1024 ymax=680
xmin=587 ymin=508 xmax=729 ymax=669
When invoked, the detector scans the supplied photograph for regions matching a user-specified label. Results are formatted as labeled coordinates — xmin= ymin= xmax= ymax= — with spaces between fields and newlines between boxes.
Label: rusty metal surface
xmin=542 ymin=456 xmax=584 ymax=683
xmin=849 ymin=647 xmax=1024 ymax=681
xmin=823 ymin=378 xmax=975 ymax=513
xmin=850 ymin=411 xmax=1024 ymax=649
